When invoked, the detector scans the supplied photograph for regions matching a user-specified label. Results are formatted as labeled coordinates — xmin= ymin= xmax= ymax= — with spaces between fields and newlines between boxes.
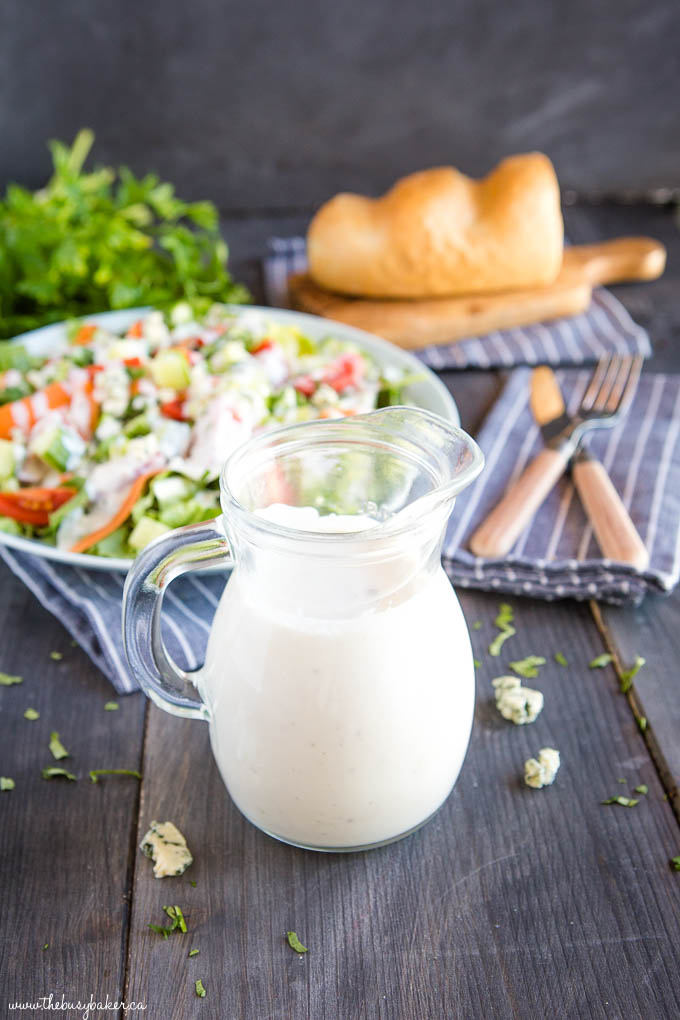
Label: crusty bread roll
xmin=307 ymin=154 xmax=564 ymax=299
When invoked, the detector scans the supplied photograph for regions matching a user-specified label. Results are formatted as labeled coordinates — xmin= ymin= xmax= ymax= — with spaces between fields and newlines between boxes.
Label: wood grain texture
xmin=1 ymin=201 xmax=679 ymax=1020
xmin=288 ymin=239 xmax=665 ymax=350
xmin=572 ymin=457 xmax=649 ymax=569
xmin=123 ymin=591 xmax=680 ymax=1019
xmin=469 ymin=447 xmax=569 ymax=558
xmin=0 ymin=563 xmax=147 ymax=1010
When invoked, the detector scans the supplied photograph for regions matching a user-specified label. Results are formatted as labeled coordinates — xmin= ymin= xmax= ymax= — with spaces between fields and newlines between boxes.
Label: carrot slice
xmin=0 ymin=382 xmax=71 ymax=439
xmin=70 ymin=470 xmax=160 ymax=554
xmin=72 ymin=323 xmax=97 ymax=346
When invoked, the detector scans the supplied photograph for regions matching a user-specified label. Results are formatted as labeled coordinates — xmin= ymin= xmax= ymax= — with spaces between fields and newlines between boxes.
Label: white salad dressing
xmin=200 ymin=503 xmax=474 ymax=849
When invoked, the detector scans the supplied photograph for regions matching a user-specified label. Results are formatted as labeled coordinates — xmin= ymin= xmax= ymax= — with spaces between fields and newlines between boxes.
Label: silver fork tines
xmin=556 ymin=354 xmax=643 ymax=452
xmin=580 ymin=355 xmax=643 ymax=417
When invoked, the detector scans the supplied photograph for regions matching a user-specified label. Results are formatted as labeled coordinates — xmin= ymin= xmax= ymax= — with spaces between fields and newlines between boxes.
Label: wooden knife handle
xmin=563 ymin=237 xmax=666 ymax=286
xmin=572 ymin=456 xmax=649 ymax=569
xmin=469 ymin=447 xmax=568 ymax=558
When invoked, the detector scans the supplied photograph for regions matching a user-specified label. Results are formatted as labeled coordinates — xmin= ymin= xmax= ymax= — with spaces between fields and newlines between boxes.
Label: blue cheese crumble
xmin=524 ymin=748 xmax=561 ymax=789
xmin=492 ymin=675 xmax=544 ymax=725
xmin=140 ymin=820 xmax=193 ymax=878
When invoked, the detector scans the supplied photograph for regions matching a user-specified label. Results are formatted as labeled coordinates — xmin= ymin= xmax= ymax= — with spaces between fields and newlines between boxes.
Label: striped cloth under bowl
xmin=263 ymin=237 xmax=652 ymax=369
xmin=1 ymin=367 xmax=676 ymax=694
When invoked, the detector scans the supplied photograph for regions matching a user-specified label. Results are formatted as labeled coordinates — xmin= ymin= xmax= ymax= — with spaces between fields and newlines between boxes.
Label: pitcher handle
xmin=122 ymin=516 xmax=232 ymax=721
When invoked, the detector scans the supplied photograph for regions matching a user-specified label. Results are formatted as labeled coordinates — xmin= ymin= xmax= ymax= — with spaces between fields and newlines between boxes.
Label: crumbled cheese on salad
xmin=0 ymin=306 xmax=416 ymax=558
xmin=524 ymin=748 xmax=561 ymax=788
xmin=140 ymin=820 xmax=193 ymax=878
xmin=492 ymin=675 xmax=544 ymax=725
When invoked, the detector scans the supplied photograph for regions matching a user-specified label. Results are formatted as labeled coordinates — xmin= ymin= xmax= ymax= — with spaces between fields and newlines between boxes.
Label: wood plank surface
xmin=0 ymin=563 xmax=147 ymax=1012
xmin=124 ymin=590 xmax=680 ymax=1020
xmin=1 ymin=200 xmax=679 ymax=1020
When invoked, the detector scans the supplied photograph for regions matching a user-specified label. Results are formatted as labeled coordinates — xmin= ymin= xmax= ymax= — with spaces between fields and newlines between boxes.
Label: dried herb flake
xmin=602 ymin=795 xmax=638 ymax=807
xmin=49 ymin=732 xmax=69 ymax=760
xmin=89 ymin=768 xmax=142 ymax=784
xmin=286 ymin=931 xmax=308 ymax=954
xmin=509 ymin=656 xmax=546 ymax=679
xmin=589 ymin=653 xmax=613 ymax=669
xmin=0 ymin=672 xmax=23 ymax=686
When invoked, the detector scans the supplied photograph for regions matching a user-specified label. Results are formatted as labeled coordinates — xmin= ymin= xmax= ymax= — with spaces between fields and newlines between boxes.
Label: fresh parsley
xmin=24 ymin=707 xmax=39 ymax=720
xmin=50 ymin=651 xmax=63 ymax=661
xmin=286 ymin=931 xmax=308 ymax=954
xmin=0 ymin=129 xmax=248 ymax=340
xmin=195 ymin=979 xmax=207 ymax=998
xmin=189 ymin=948 xmax=199 ymax=957
xmin=49 ymin=731 xmax=69 ymax=760
xmin=509 ymin=656 xmax=546 ymax=679
xmin=489 ymin=603 xmax=516 ymax=657
xmin=42 ymin=766 xmax=76 ymax=781
xmin=602 ymin=795 xmax=638 ymax=807
xmin=473 ymin=659 xmax=481 ymax=669
xmin=619 ymin=656 xmax=645 ymax=693
xmin=89 ymin=768 xmax=142 ymax=784
xmin=1 ymin=776 xmax=15 ymax=791
xmin=589 ymin=653 xmax=613 ymax=669
xmin=104 ymin=701 xmax=119 ymax=711
xmin=148 ymin=904 xmax=188 ymax=939
xmin=0 ymin=672 xmax=23 ymax=686
xmin=671 ymin=856 xmax=680 ymax=872
xmin=554 ymin=652 xmax=568 ymax=667
xmin=634 ymin=784 xmax=648 ymax=795
xmin=638 ymin=716 xmax=648 ymax=732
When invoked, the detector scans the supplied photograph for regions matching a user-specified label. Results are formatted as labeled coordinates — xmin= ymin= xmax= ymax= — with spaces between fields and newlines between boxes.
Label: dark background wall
xmin=0 ymin=0 xmax=677 ymax=213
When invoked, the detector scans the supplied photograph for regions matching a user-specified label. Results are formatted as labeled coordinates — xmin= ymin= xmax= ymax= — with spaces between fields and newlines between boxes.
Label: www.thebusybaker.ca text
xmin=8 ymin=993 xmax=147 ymax=1019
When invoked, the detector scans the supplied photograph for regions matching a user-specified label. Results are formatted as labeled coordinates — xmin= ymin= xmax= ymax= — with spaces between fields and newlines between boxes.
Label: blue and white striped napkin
xmin=264 ymin=237 xmax=652 ymax=368
xmin=443 ymin=368 xmax=680 ymax=604
xmin=0 ymin=546 xmax=224 ymax=694
xmin=1 ymin=367 xmax=677 ymax=693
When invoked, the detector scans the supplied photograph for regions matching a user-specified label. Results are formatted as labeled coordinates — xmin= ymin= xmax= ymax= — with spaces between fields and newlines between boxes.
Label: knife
xmin=469 ymin=367 xmax=649 ymax=568
xmin=532 ymin=366 xmax=649 ymax=569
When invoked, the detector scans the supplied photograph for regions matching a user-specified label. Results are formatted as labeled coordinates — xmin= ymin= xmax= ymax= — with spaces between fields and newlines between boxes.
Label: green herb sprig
xmin=509 ymin=656 xmax=546 ymax=679
xmin=0 ymin=672 xmax=23 ymax=686
xmin=49 ymin=731 xmax=69 ymax=760
xmin=148 ymin=904 xmax=188 ymax=939
xmin=89 ymin=768 xmax=142 ymax=784
xmin=0 ymin=130 xmax=248 ymax=339
xmin=620 ymin=656 xmax=645 ymax=693
xmin=489 ymin=604 xmax=515 ymax=657
xmin=286 ymin=931 xmax=308 ymax=954
xmin=602 ymin=795 xmax=638 ymax=808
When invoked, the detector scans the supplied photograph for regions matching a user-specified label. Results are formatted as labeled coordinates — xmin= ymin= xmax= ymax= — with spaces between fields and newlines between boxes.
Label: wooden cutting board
xmin=289 ymin=237 xmax=666 ymax=350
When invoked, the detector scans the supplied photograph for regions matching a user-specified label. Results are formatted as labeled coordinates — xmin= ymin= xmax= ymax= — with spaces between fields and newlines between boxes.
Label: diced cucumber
xmin=150 ymin=349 xmax=191 ymax=390
xmin=0 ymin=439 xmax=15 ymax=481
xmin=123 ymin=414 xmax=152 ymax=438
xmin=129 ymin=516 xmax=171 ymax=551
xmin=151 ymin=475 xmax=196 ymax=507
xmin=0 ymin=516 xmax=22 ymax=535
xmin=32 ymin=424 xmax=85 ymax=472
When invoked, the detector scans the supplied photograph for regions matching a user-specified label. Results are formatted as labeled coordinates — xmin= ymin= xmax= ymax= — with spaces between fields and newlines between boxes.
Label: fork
xmin=469 ymin=355 xmax=646 ymax=561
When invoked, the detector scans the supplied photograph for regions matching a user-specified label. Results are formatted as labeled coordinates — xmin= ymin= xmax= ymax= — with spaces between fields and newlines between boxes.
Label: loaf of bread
xmin=306 ymin=154 xmax=564 ymax=299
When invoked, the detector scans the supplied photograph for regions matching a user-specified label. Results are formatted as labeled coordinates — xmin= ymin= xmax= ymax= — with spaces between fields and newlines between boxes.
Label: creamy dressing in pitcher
xmin=200 ymin=505 xmax=474 ymax=849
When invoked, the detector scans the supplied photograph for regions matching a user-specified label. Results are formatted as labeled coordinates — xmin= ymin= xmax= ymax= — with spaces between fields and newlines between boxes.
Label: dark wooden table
xmin=1 ymin=204 xmax=679 ymax=1020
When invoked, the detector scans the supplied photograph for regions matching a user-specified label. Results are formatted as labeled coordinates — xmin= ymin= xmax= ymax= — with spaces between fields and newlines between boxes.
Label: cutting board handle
xmin=565 ymin=237 xmax=666 ymax=285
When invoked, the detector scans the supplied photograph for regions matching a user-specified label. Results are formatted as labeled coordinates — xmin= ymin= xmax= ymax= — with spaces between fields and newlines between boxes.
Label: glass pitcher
xmin=122 ymin=407 xmax=484 ymax=852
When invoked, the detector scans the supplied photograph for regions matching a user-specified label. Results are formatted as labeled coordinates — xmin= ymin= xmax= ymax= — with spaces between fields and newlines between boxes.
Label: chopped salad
xmin=0 ymin=304 xmax=417 ymax=558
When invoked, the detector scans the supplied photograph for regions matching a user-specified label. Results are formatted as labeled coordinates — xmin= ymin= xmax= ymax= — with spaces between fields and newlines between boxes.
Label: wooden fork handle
xmin=469 ymin=447 xmax=568 ymax=558
xmin=572 ymin=456 xmax=649 ymax=569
